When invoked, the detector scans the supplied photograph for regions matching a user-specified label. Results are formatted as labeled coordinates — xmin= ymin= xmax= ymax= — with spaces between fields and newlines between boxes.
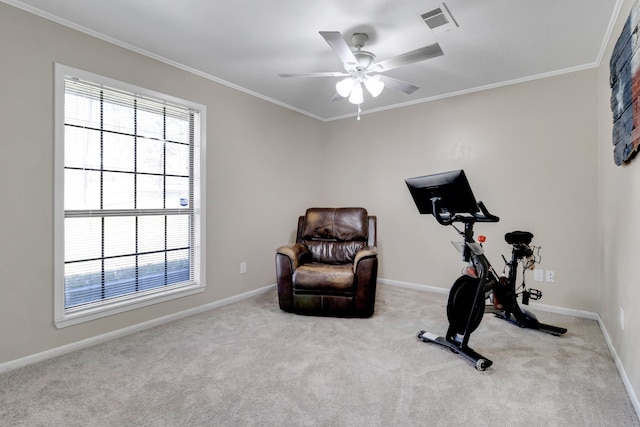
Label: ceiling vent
xmin=421 ymin=3 xmax=458 ymax=33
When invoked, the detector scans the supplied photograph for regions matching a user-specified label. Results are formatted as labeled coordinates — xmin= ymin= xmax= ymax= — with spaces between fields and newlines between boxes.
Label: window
xmin=54 ymin=64 xmax=206 ymax=328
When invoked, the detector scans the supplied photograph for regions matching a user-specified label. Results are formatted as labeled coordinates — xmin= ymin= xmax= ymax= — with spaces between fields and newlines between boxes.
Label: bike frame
xmin=448 ymin=221 xmax=496 ymax=348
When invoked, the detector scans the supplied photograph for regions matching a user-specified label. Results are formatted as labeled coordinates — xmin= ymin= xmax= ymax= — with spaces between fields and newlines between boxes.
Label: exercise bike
xmin=405 ymin=170 xmax=566 ymax=370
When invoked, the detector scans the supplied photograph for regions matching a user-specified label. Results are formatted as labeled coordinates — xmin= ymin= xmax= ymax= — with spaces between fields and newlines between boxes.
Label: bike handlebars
xmin=476 ymin=201 xmax=500 ymax=222
xmin=430 ymin=197 xmax=500 ymax=226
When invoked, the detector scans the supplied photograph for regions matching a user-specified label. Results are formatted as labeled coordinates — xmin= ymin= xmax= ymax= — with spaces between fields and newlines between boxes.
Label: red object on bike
xmin=478 ymin=235 xmax=486 ymax=243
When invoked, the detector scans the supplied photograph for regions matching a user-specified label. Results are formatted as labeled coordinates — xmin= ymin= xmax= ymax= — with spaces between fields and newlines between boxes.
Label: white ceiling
xmin=6 ymin=0 xmax=621 ymax=121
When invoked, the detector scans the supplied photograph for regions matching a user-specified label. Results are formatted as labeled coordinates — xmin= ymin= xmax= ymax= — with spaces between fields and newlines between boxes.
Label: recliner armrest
xmin=353 ymin=247 xmax=378 ymax=272
xmin=276 ymin=243 xmax=310 ymax=270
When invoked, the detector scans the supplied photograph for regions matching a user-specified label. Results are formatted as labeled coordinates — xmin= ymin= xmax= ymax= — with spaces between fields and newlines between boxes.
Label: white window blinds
xmin=55 ymin=65 xmax=205 ymax=327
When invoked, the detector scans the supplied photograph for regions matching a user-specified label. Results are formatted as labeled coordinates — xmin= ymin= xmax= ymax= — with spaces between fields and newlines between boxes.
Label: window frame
xmin=54 ymin=63 xmax=206 ymax=328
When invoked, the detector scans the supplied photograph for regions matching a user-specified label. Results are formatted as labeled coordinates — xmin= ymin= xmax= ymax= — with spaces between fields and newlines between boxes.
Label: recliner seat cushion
xmin=293 ymin=263 xmax=354 ymax=291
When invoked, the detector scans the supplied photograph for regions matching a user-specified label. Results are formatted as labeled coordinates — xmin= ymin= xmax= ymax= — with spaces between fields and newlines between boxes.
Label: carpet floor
xmin=1 ymin=284 xmax=638 ymax=426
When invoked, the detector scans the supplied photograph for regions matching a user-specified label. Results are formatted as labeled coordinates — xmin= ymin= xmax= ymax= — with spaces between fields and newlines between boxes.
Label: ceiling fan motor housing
xmin=354 ymin=51 xmax=376 ymax=69
xmin=342 ymin=33 xmax=376 ymax=71
xmin=351 ymin=32 xmax=368 ymax=48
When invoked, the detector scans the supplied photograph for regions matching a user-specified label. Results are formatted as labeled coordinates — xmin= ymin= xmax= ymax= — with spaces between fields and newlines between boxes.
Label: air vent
xmin=421 ymin=3 xmax=458 ymax=33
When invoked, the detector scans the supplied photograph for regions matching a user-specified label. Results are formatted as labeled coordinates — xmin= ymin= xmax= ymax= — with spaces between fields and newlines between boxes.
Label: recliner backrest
xmin=298 ymin=208 xmax=369 ymax=264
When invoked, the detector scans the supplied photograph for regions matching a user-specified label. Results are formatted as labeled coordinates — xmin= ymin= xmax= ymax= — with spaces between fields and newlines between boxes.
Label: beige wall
xmin=597 ymin=0 xmax=640 ymax=408
xmin=1 ymin=1 xmax=637 ymax=408
xmin=324 ymin=72 xmax=599 ymax=313
xmin=0 ymin=4 xmax=324 ymax=363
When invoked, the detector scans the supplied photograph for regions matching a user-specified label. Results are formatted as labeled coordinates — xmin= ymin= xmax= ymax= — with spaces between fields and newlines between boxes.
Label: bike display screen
xmin=405 ymin=169 xmax=479 ymax=215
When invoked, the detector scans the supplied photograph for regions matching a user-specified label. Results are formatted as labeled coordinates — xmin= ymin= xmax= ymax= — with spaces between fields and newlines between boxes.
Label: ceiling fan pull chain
xmin=357 ymin=104 xmax=362 ymax=120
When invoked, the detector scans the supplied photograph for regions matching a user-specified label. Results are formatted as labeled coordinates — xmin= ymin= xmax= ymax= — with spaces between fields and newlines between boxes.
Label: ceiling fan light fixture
xmin=280 ymin=30 xmax=441 ymax=115
xmin=336 ymin=78 xmax=355 ymax=97
xmin=348 ymin=82 xmax=364 ymax=104
xmin=364 ymin=76 xmax=384 ymax=97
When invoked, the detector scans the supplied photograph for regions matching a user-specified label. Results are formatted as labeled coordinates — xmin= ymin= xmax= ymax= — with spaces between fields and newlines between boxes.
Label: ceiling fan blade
xmin=279 ymin=72 xmax=349 ymax=78
xmin=330 ymin=93 xmax=347 ymax=101
xmin=373 ymin=43 xmax=443 ymax=72
xmin=319 ymin=31 xmax=358 ymax=69
xmin=377 ymin=75 xmax=420 ymax=94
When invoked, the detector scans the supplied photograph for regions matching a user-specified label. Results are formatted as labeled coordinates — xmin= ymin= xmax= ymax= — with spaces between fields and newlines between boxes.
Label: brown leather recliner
xmin=275 ymin=207 xmax=378 ymax=318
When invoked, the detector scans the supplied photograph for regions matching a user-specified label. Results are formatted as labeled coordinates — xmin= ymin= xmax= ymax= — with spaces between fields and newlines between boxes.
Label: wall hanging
xmin=610 ymin=0 xmax=640 ymax=165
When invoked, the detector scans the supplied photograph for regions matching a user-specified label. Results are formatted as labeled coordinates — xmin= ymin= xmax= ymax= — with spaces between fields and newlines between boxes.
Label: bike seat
xmin=505 ymin=231 xmax=533 ymax=245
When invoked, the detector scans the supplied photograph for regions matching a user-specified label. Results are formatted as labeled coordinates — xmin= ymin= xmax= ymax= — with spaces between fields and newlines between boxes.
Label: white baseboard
xmin=527 ymin=301 xmax=599 ymax=320
xmin=378 ymin=278 xmax=449 ymax=295
xmin=378 ymin=278 xmax=598 ymax=320
xmin=0 ymin=284 xmax=276 ymax=375
xmin=598 ymin=315 xmax=640 ymax=419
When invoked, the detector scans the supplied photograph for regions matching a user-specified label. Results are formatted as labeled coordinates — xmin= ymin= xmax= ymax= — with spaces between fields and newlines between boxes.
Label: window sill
xmin=54 ymin=282 xmax=205 ymax=328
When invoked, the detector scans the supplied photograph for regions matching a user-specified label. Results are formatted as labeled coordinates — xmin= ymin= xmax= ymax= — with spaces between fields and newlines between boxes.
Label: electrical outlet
xmin=240 ymin=262 xmax=247 ymax=274
xmin=534 ymin=269 xmax=544 ymax=282
xmin=545 ymin=270 xmax=555 ymax=283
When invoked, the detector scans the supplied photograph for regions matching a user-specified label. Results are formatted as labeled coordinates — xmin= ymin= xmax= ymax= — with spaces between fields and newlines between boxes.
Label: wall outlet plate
xmin=545 ymin=270 xmax=555 ymax=283
xmin=534 ymin=269 xmax=544 ymax=282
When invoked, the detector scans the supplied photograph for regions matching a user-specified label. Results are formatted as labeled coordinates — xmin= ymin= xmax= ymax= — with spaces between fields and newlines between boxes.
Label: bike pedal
xmin=528 ymin=289 xmax=542 ymax=300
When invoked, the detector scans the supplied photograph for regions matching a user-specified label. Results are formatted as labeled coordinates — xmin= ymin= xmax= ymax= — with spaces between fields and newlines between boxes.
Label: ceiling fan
xmin=279 ymin=31 xmax=444 ymax=108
